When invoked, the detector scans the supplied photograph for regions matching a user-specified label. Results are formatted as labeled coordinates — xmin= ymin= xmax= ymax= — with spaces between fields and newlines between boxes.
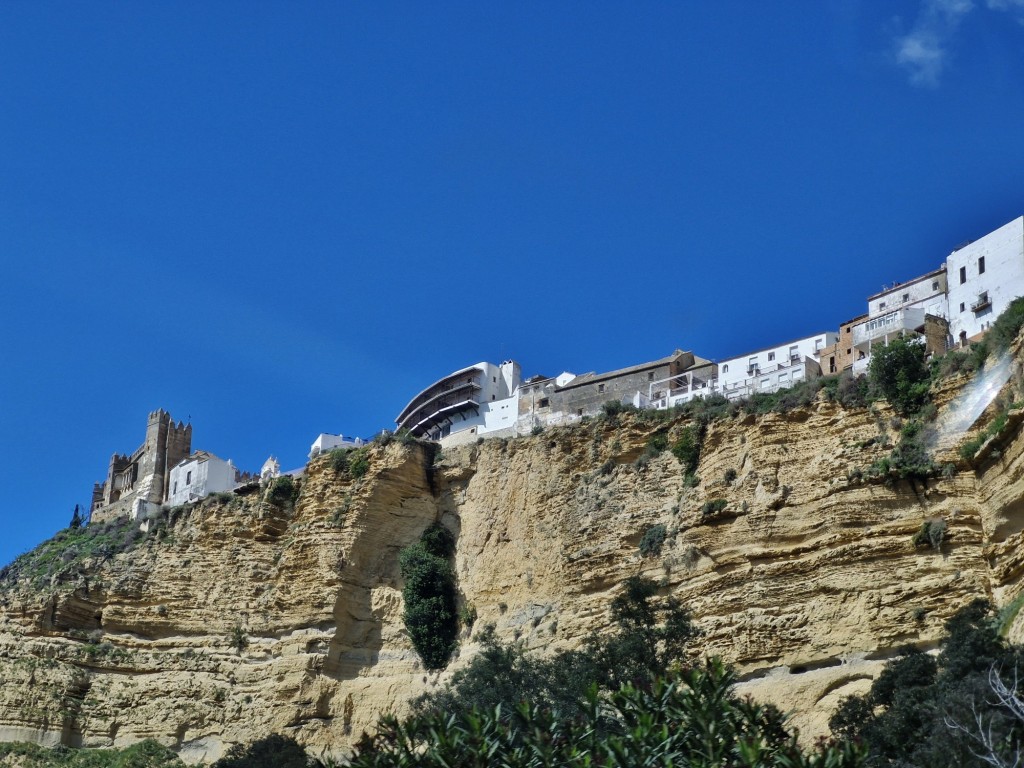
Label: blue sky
xmin=2 ymin=1 xmax=1023 ymax=566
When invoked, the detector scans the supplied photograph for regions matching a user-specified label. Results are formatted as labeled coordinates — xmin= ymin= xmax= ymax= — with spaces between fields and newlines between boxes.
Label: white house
xmin=395 ymin=360 xmax=522 ymax=442
xmin=167 ymin=451 xmax=242 ymax=506
xmin=946 ymin=215 xmax=1024 ymax=346
xmin=849 ymin=267 xmax=949 ymax=374
xmin=308 ymin=433 xmax=366 ymax=459
xmin=716 ymin=333 xmax=837 ymax=401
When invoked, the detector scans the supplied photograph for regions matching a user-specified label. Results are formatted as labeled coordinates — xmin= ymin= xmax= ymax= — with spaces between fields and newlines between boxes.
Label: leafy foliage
xmin=912 ymin=518 xmax=947 ymax=550
xmin=0 ymin=739 xmax=185 ymax=767
xmin=829 ymin=600 xmax=1023 ymax=767
xmin=266 ymin=475 xmax=299 ymax=508
xmin=211 ymin=735 xmax=314 ymax=768
xmin=671 ymin=425 xmax=703 ymax=474
xmin=0 ymin=518 xmax=150 ymax=590
xmin=638 ymin=524 xmax=667 ymax=557
xmin=351 ymin=660 xmax=865 ymax=767
xmin=868 ymin=336 xmax=931 ymax=417
xmin=415 ymin=576 xmax=698 ymax=720
xmin=399 ymin=523 xmax=459 ymax=670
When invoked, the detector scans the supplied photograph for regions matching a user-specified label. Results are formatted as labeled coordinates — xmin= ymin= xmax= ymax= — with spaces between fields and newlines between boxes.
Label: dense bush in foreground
xmin=351 ymin=660 xmax=864 ymax=768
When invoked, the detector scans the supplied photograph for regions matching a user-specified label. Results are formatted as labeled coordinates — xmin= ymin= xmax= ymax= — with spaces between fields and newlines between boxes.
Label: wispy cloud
xmin=894 ymin=0 xmax=974 ymax=87
xmin=894 ymin=0 xmax=1024 ymax=85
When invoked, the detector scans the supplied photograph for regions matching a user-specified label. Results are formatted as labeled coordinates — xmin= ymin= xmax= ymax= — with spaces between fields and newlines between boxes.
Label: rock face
xmin=2 ymin=370 xmax=1024 ymax=761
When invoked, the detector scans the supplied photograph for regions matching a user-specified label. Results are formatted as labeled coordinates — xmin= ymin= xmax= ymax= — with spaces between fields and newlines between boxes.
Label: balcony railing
xmin=851 ymin=307 xmax=926 ymax=348
xmin=971 ymin=295 xmax=992 ymax=312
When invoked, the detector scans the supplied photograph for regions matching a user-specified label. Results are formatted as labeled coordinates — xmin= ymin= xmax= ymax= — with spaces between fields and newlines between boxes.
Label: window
xmin=932 ymin=281 xmax=940 ymax=291
xmin=960 ymin=266 xmax=967 ymax=284
xmin=722 ymin=364 xmax=729 ymax=373
xmin=979 ymin=256 xmax=985 ymax=274
xmin=789 ymin=345 xmax=799 ymax=359
xmin=598 ymin=383 xmax=605 ymax=393
xmin=577 ymin=408 xmax=583 ymax=416
xmin=879 ymin=301 xmax=886 ymax=309
xmin=960 ymin=302 xmax=965 ymax=312
xmin=902 ymin=293 xmax=909 ymax=302
xmin=173 ymin=481 xmax=178 ymax=494
xmin=186 ymin=471 xmax=192 ymax=485
xmin=538 ymin=398 xmax=549 ymax=408
xmin=845 ymin=348 xmax=851 ymax=355
xmin=767 ymin=352 xmax=775 ymax=361
xmin=493 ymin=376 xmax=496 ymax=383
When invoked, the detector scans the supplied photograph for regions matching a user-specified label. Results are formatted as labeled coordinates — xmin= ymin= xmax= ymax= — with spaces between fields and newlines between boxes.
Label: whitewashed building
xmin=308 ymin=433 xmax=366 ymax=459
xmin=168 ymin=451 xmax=243 ymax=506
xmin=849 ymin=267 xmax=949 ymax=374
xmin=395 ymin=360 xmax=522 ymax=443
xmin=946 ymin=215 xmax=1024 ymax=346
xmin=716 ymin=333 xmax=837 ymax=401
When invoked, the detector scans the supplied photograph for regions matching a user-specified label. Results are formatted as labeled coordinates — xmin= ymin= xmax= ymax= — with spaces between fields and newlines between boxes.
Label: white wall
xmin=309 ymin=433 xmax=365 ymax=458
xmin=717 ymin=333 xmax=836 ymax=392
xmin=168 ymin=454 xmax=238 ymax=506
xmin=867 ymin=271 xmax=947 ymax=318
xmin=947 ymin=216 xmax=1024 ymax=343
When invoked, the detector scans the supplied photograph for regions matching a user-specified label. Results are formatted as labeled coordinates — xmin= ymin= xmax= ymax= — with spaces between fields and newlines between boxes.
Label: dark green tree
xmin=867 ymin=336 xmax=931 ymax=416
xmin=69 ymin=504 xmax=83 ymax=529
xmin=211 ymin=734 xmax=314 ymax=768
xmin=399 ymin=522 xmax=459 ymax=670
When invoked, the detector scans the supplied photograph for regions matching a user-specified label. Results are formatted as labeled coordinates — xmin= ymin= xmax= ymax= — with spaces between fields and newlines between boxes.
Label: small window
xmin=493 ymin=376 xmax=496 ymax=383
xmin=538 ymin=398 xmax=550 ymax=408
xmin=648 ymin=372 xmax=654 ymax=381
xmin=846 ymin=348 xmax=851 ymax=355
xmin=186 ymin=471 xmax=192 ymax=485
xmin=767 ymin=352 xmax=775 ymax=362
xmin=598 ymin=383 xmax=605 ymax=394
xmin=979 ymin=256 xmax=985 ymax=274
xmin=932 ymin=281 xmax=939 ymax=290
xmin=902 ymin=293 xmax=909 ymax=302
xmin=577 ymin=408 xmax=583 ymax=416
xmin=960 ymin=266 xmax=967 ymax=284
xmin=960 ymin=302 xmax=965 ymax=312
xmin=722 ymin=364 xmax=729 ymax=373
xmin=879 ymin=301 xmax=886 ymax=309
xmin=173 ymin=481 xmax=177 ymax=494
xmin=491 ymin=394 xmax=496 ymax=400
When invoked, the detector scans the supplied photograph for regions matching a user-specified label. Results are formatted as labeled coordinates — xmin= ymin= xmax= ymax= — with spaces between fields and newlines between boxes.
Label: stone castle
xmin=89 ymin=409 xmax=191 ymax=524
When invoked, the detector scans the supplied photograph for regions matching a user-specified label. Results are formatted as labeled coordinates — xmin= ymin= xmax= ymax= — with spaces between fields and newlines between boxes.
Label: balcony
xmin=851 ymin=307 xmax=926 ymax=348
xmin=971 ymin=294 xmax=992 ymax=313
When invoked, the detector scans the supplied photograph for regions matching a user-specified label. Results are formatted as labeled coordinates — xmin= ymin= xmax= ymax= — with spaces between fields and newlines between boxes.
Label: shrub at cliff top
xmin=868 ymin=336 xmax=930 ymax=417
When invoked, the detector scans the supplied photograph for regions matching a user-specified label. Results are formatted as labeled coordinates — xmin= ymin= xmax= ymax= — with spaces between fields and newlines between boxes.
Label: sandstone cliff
xmin=2 ymin=365 xmax=1024 ymax=762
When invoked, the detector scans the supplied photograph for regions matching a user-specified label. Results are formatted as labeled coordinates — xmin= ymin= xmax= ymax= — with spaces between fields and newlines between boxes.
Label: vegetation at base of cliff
xmin=350 ymin=660 xmax=865 ymax=768
xmin=211 ymin=734 xmax=318 ymax=768
xmin=830 ymin=599 xmax=1024 ymax=768
xmin=0 ymin=517 xmax=155 ymax=590
xmin=341 ymin=577 xmax=864 ymax=766
xmin=0 ymin=739 xmax=185 ymax=767
xmin=413 ymin=576 xmax=698 ymax=720
xmin=399 ymin=522 xmax=459 ymax=670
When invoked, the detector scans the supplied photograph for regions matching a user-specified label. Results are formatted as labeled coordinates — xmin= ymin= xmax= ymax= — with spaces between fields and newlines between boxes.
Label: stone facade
xmin=89 ymin=410 xmax=191 ymax=524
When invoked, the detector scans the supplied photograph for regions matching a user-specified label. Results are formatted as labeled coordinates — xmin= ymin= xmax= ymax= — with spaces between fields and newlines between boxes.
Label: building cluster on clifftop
xmin=89 ymin=215 xmax=1024 ymax=520
xmin=393 ymin=215 xmax=1024 ymax=447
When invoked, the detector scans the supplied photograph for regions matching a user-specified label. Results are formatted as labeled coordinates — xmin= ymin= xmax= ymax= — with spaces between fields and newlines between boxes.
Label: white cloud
xmin=894 ymin=0 xmax=975 ymax=87
xmin=894 ymin=0 xmax=1024 ymax=85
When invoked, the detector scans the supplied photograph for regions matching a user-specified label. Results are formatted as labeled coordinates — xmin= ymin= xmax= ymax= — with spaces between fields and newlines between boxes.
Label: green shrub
xmin=229 ymin=624 xmax=249 ymax=651
xmin=912 ymin=519 xmax=947 ymax=550
xmin=348 ymin=447 xmax=371 ymax=478
xmin=724 ymin=468 xmax=737 ymax=483
xmin=531 ymin=425 xmax=544 ymax=436
xmin=986 ymin=296 xmax=1024 ymax=353
xmin=212 ymin=734 xmax=313 ymax=768
xmin=266 ymin=475 xmax=298 ymax=507
xmin=638 ymin=524 xmax=667 ymax=558
xmin=399 ymin=523 xmax=458 ymax=670
xmin=868 ymin=337 xmax=930 ymax=416
xmin=701 ymin=499 xmax=728 ymax=517
xmin=671 ymin=425 xmax=702 ymax=474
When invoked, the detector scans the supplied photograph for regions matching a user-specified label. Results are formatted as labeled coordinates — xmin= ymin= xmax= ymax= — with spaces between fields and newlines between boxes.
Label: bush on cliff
xmin=399 ymin=522 xmax=459 ymax=670
xmin=868 ymin=336 xmax=931 ymax=417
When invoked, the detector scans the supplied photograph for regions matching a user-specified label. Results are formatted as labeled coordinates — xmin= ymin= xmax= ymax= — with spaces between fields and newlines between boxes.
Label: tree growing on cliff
xmin=399 ymin=522 xmax=459 ymax=670
xmin=868 ymin=336 xmax=930 ymax=416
